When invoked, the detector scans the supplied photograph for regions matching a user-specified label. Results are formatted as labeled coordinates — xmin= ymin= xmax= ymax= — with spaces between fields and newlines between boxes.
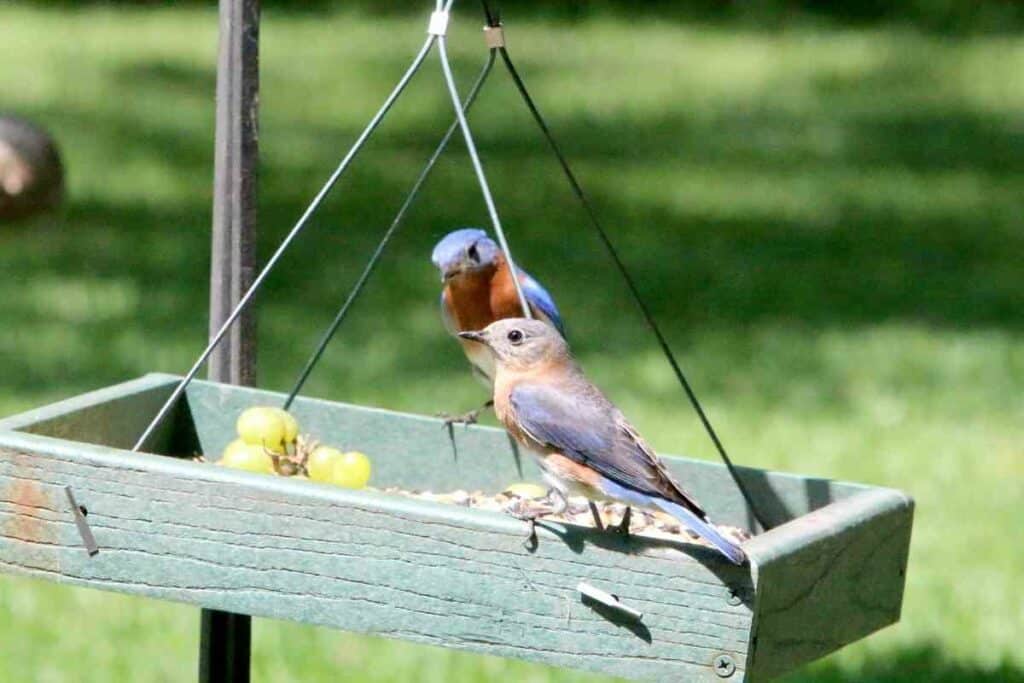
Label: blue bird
xmin=432 ymin=228 xmax=564 ymax=423
xmin=458 ymin=318 xmax=747 ymax=565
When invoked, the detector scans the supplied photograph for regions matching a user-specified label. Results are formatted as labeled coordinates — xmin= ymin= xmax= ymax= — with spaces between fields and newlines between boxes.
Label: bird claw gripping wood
xmin=505 ymin=498 xmax=551 ymax=549
xmin=505 ymin=490 xmax=567 ymax=549
xmin=436 ymin=400 xmax=493 ymax=429
xmin=437 ymin=410 xmax=481 ymax=428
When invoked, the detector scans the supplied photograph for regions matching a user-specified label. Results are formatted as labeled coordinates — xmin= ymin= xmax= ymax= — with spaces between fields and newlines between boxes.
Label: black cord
xmin=134 ymin=34 xmax=439 ymax=452
xmin=480 ymin=0 xmax=500 ymax=27
xmin=282 ymin=51 xmax=498 ymax=409
xmin=493 ymin=39 xmax=772 ymax=530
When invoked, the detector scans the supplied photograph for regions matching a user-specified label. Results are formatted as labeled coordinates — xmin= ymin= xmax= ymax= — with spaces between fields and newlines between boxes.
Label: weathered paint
xmin=0 ymin=376 xmax=913 ymax=681
xmin=745 ymin=488 xmax=914 ymax=680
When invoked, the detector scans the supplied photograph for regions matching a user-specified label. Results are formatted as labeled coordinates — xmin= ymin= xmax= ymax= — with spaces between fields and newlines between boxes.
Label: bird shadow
xmin=530 ymin=518 xmax=756 ymax=608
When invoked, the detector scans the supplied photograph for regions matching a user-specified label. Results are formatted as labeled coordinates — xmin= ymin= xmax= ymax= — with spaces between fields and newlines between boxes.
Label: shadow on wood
xmin=0 ymin=374 xmax=914 ymax=682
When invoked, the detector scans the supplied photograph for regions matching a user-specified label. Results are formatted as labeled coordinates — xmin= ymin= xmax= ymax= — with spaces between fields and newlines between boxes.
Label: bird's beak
xmin=457 ymin=330 xmax=486 ymax=344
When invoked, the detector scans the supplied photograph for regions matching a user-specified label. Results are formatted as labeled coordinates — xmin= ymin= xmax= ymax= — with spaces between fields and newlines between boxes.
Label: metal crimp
xmin=427 ymin=10 xmax=450 ymax=36
xmin=483 ymin=25 xmax=505 ymax=49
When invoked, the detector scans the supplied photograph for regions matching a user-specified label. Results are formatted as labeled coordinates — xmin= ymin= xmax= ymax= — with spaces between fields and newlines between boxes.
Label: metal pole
xmin=201 ymin=0 xmax=259 ymax=681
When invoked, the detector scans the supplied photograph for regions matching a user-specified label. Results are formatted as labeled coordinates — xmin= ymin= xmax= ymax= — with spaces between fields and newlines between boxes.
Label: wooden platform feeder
xmin=0 ymin=373 xmax=913 ymax=682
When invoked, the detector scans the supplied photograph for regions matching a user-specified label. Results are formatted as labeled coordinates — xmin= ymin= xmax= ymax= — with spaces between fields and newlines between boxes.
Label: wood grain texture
xmin=0 ymin=376 xmax=915 ymax=681
xmin=744 ymin=488 xmax=914 ymax=681
xmin=0 ymin=431 xmax=753 ymax=682
xmin=182 ymin=377 xmax=866 ymax=530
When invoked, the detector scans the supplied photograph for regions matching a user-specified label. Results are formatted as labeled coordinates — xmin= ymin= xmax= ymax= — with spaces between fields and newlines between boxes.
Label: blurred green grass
xmin=1 ymin=3 xmax=1023 ymax=681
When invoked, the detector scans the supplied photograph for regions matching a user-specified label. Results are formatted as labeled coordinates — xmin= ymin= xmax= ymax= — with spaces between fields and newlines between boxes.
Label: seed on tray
xmin=375 ymin=484 xmax=750 ymax=549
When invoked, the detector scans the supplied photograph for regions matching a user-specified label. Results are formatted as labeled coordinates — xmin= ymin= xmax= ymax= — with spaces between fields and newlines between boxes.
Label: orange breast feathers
xmin=487 ymin=256 xmax=530 ymax=319
xmin=442 ymin=254 xmax=528 ymax=333
xmin=494 ymin=366 xmax=565 ymax=451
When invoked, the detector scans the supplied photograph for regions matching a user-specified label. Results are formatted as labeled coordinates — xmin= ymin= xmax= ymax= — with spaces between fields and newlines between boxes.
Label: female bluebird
xmin=432 ymin=228 xmax=563 ymax=422
xmin=458 ymin=318 xmax=747 ymax=565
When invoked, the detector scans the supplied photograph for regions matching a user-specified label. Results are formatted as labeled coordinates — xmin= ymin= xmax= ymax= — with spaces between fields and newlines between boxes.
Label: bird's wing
xmin=511 ymin=382 xmax=611 ymax=457
xmin=510 ymin=382 xmax=707 ymax=518
xmin=439 ymin=289 xmax=457 ymax=336
xmin=518 ymin=270 xmax=565 ymax=336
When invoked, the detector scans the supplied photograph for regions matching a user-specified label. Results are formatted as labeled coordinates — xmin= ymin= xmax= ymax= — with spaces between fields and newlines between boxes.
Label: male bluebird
xmin=432 ymin=228 xmax=564 ymax=422
xmin=458 ymin=318 xmax=747 ymax=565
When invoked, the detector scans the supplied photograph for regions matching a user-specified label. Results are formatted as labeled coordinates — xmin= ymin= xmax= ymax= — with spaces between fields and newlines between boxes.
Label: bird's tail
xmin=652 ymin=498 xmax=747 ymax=565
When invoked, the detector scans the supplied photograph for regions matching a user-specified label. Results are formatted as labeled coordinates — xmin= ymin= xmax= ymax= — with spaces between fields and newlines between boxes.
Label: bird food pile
xmin=374 ymin=483 xmax=752 ymax=548
xmin=201 ymin=406 xmax=372 ymax=489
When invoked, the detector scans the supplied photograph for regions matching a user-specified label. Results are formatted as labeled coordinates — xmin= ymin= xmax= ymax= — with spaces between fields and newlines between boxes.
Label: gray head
xmin=431 ymin=228 xmax=502 ymax=282
xmin=458 ymin=318 xmax=570 ymax=371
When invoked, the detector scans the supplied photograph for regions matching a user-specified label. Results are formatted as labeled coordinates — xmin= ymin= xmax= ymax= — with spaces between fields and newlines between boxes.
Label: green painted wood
xmin=0 ymin=430 xmax=754 ymax=682
xmin=0 ymin=375 xmax=191 ymax=454
xmin=0 ymin=376 xmax=914 ymax=681
xmin=1 ymin=374 xmax=865 ymax=529
xmin=183 ymin=377 xmax=865 ymax=530
xmin=744 ymin=488 xmax=914 ymax=681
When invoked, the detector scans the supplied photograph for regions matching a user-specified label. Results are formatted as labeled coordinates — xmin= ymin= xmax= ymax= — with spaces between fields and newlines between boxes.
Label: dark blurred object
xmin=0 ymin=116 xmax=64 ymax=222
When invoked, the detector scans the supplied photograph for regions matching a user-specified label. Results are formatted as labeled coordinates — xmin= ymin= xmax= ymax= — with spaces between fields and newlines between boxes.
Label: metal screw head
xmin=727 ymin=589 xmax=742 ymax=606
xmin=713 ymin=654 xmax=736 ymax=678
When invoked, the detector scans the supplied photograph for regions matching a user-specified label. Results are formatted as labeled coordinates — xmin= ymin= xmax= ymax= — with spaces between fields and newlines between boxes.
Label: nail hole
xmin=78 ymin=506 xmax=88 ymax=516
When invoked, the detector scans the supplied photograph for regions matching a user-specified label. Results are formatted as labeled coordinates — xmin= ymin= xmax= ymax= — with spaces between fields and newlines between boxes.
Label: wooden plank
xmin=184 ymin=378 xmax=866 ymax=529
xmin=0 ymin=373 xmax=865 ymax=529
xmin=744 ymin=488 xmax=914 ymax=681
xmin=0 ymin=375 xmax=187 ymax=453
xmin=0 ymin=379 xmax=914 ymax=680
xmin=0 ymin=374 xmax=864 ymax=532
xmin=0 ymin=430 xmax=755 ymax=682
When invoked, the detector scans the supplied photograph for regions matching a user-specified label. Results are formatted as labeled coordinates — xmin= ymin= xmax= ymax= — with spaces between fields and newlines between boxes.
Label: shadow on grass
xmin=25 ymin=1 xmax=1024 ymax=36
xmin=4 ymin=20 xmax=1022 ymax=408
xmin=783 ymin=645 xmax=1024 ymax=683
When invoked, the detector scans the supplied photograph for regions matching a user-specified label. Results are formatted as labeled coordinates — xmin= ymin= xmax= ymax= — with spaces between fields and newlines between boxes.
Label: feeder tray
xmin=0 ymin=374 xmax=913 ymax=682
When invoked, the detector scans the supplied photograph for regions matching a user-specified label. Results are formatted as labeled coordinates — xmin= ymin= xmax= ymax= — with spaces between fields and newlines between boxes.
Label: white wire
xmin=436 ymin=32 xmax=532 ymax=318
xmin=132 ymin=33 xmax=439 ymax=452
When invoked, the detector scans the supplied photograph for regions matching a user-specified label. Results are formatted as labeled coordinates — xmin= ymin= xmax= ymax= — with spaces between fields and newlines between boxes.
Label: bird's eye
xmin=467 ymin=244 xmax=480 ymax=262
xmin=507 ymin=329 xmax=524 ymax=344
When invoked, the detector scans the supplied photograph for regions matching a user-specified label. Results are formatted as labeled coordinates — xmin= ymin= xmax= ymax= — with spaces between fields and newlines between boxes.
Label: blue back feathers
xmin=518 ymin=271 xmax=565 ymax=335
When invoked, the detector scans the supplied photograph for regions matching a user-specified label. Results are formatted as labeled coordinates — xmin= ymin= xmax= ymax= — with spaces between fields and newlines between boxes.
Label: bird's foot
xmin=507 ymin=505 xmax=543 ymax=550
xmin=505 ymin=497 xmax=557 ymax=522
xmin=437 ymin=409 xmax=482 ymax=428
xmin=436 ymin=400 xmax=493 ymax=428
xmin=505 ymin=494 xmax=560 ymax=550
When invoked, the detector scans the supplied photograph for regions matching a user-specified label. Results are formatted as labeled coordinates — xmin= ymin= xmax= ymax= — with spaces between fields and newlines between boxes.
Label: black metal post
xmin=202 ymin=0 xmax=259 ymax=681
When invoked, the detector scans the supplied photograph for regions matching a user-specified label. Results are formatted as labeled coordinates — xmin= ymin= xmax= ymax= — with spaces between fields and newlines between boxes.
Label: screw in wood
xmin=713 ymin=654 xmax=736 ymax=678
xmin=727 ymin=589 xmax=743 ymax=606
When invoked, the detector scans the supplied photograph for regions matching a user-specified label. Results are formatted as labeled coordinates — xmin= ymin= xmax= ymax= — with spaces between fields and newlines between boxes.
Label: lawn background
xmin=1 ymin=2 xmax=1022 ymax=681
